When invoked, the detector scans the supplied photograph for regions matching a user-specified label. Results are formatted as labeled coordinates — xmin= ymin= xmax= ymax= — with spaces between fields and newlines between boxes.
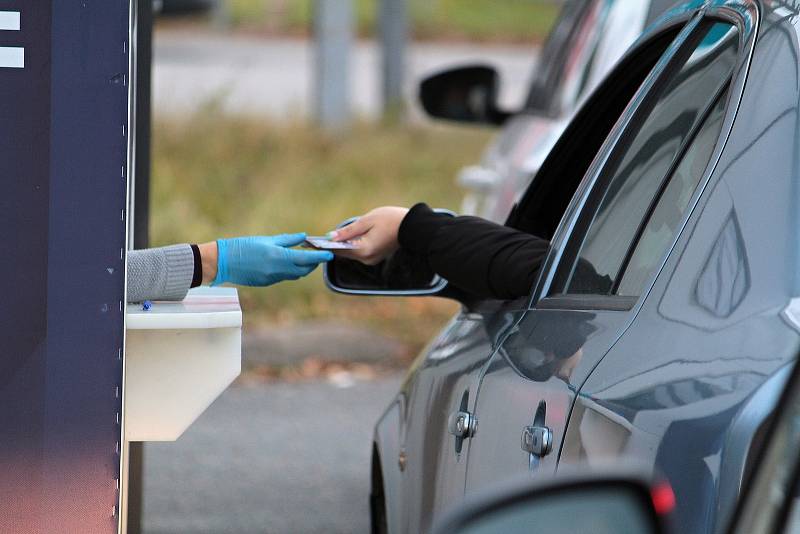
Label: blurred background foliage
xmin=165 ymin=0 xmax=560 ymax=43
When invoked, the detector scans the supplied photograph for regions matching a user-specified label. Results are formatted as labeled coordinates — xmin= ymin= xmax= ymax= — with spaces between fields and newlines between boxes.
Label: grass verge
xmin=170 ymin=0 xmax=560 ymax=44
xmin=152 ymin=109 xmax=494 ymax=358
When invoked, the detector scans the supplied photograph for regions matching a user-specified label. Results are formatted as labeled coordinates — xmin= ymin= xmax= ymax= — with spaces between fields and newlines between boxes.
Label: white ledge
xmin=124 ymin=286 xmax=242 ymax=442
xmin=126 ymin=286 xmax=242 ymax=330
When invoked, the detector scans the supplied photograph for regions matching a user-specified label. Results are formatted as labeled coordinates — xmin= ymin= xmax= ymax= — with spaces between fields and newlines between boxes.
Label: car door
xmin=463 ymin=16 xmax=743 ymax=497
xmin=409 ymin=20 xmax=689 ymax=531
xmin=398 ymin=296 xmax=528 ymax=534
xmin=560 ymin=5 xmax=800 ymax=533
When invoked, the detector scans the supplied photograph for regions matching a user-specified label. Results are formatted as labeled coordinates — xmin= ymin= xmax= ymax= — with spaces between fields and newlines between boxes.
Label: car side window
xmin=616 ymin=89 xmax=728 ymax=296
xmin=552 ymin=22 xmax=739 ymax=297
xmin=509 ymin=26 xmax=684 ymax=241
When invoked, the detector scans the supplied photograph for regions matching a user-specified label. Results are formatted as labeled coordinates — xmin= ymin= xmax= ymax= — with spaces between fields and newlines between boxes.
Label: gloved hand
xmin=213 ymin=233 xmax=333 ymax=287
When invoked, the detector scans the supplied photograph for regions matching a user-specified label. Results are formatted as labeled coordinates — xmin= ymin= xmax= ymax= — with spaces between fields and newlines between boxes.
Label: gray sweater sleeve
xmin=127 ymin=244 xmax=196 ymax=302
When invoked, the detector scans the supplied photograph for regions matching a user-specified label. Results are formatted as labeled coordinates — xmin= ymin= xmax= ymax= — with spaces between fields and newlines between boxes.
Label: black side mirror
xmin=433 ymin=474 xmax=669 ymax=534
xmin=323 ymin=210 xmax=455 ymax=297
xmin=419 ymin=65 xmax=510 ymax=126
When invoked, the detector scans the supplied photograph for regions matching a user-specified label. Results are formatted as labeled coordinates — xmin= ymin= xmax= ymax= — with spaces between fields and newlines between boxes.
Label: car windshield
xmin=525 ymin=0 xmax=622 ymax=113
xmin=525 ymin=0 xmax=597 ymax=111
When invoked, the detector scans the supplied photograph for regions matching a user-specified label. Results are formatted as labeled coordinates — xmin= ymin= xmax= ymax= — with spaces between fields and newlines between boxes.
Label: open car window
xmin=508 ymin=25 xmax=685 ymax=243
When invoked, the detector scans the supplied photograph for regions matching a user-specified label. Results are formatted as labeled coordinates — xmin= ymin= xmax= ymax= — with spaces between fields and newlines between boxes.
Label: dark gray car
xmin=327 ymin=1 xmax=800 ymax=532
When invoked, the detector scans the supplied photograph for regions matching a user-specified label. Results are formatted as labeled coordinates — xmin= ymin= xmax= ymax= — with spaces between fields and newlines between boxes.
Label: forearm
xmin=398 ymin=203 xmax=550 ymax=299
xmin=127 ymin=234 xmax=328 ymax=301
xmin=127 ymin=244 xmax=196 ymax=302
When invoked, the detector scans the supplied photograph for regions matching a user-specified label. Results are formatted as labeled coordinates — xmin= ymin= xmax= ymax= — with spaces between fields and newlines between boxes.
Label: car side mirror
xmin=433 ymin=475 xmax=669 ymax=534
xmin=419 ymin=65 xmax=509 ymax=126
xmin=324 ymin=209 xmax=455 ymax=297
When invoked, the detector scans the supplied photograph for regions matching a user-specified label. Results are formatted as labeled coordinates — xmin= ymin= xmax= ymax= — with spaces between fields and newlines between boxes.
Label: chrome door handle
xmin=448 ymin=410 xmax=478 ymax=439
xmin=521 ymin=425 xmax=553 ymax=457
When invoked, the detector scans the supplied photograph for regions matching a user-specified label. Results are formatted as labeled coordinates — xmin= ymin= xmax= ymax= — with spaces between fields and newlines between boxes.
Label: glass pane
xmin=560 ymin=22 xmax=739 ymax=295
xmin=617 ymin=90 xmax=728 ymax=296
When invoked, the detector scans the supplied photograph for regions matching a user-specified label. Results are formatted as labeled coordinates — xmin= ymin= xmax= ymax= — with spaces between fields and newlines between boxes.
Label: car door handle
xmin=521 ymin=425 xmax=553 ymax=457
xmin=448 ymin=410 xmax=478 ymax=439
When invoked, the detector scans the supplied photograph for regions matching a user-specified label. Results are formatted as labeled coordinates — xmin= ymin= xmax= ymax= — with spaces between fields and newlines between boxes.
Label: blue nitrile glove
xmin=212 ymin=233 xmax=333 ymax=287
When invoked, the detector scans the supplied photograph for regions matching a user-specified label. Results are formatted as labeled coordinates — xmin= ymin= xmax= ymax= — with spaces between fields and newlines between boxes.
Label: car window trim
xmin=522 ymin=2 xmax=757 ymax=313
xmin=607 ymin=2 xmax=758 ymax=310
xmin=537 ymin=6 xmax=757 ymax=313
xmin=523 ymin=14 xmax=704 ymax=311
xmin=535 ymin=294 xmax=637 ymax=312
xmin=508 ymin=24 xmax=689 ymax=241
xmin=553 ymin=17 xmax=732 ymax=296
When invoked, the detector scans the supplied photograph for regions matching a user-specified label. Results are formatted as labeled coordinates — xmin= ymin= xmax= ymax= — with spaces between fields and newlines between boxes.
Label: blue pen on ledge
xmin=142 ymin=300 xmax=152 ymax=311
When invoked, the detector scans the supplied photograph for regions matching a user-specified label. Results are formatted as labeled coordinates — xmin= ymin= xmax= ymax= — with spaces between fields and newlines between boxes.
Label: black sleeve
xmin=190 ymin=244 xmax=203 ymax=288
xmin=398 ymin=203 xmax=550 ymax=300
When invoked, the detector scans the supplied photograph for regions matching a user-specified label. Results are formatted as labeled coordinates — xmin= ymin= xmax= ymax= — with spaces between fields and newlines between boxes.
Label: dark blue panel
xmin=0 ymin=1 xmax=128 ymax=531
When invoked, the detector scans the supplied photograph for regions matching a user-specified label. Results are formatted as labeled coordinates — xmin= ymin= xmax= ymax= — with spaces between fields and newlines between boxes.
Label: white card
xmin=305 ymin=237 xmax=359 ymax=250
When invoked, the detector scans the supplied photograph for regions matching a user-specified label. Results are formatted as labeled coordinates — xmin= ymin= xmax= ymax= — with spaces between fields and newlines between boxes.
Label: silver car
xmin=421 ymin=0 xmax=676 ymax=222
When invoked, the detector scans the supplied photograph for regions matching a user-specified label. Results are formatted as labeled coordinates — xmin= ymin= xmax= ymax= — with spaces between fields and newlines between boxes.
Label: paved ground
xmin=142 ymin=373 xmax=403 ymax=534
xmin=242 ymin=321 xmax=406 ymax=368
xmin=153 ymin=31 xmax=537 ymax=118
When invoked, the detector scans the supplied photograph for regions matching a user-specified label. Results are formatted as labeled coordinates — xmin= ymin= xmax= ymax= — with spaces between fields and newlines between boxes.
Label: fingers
xmin=271 ymin=232 xmax=307 ymax=247
xmin=331 ymin=217 xmax=371 ymax=242
xmin=288 ymin=248 xmax=334 ymax=266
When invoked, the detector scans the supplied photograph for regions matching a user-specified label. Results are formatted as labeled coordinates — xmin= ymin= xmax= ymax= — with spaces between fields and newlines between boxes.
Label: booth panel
xmin=0 ymin=1 xmax=130 ymax=532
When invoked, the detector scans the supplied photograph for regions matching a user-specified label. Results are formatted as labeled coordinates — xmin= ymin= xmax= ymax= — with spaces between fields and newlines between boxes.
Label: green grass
xmin=151 ymin=109 xmax=493 ymax=356
xmin=224 ymin=0 xmax=560 ymax=43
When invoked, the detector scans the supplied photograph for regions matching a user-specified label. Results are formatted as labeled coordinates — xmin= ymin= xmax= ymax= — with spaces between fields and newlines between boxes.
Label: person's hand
xmin=211 ymin=233 xmax=333 ymax=287
xmin=331 ymin=206 xmax=409 ymax=265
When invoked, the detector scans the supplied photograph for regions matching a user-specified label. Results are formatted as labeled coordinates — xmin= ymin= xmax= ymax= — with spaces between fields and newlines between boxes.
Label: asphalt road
xmin=153 ymin=32 xmax=536 ymax=118
xmin=142 ymin=373 xmax=403 ymax=534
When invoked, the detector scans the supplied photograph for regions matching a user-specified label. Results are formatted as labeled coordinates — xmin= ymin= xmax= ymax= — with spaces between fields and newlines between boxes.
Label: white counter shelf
xmin=124 ymin=287 xmax=242 ymax=441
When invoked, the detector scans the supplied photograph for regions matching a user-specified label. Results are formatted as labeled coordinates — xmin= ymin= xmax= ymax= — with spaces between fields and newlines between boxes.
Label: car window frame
xmin=554 ymin=23 xmax=740 ymax=297
xmin=506 ymin=21 xmax=692 ymax=243
xmin=527 ymin=3 xmax=757 ymax=313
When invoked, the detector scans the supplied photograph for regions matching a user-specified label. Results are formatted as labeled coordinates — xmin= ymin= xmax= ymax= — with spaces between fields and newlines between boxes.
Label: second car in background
xmin=420 ymin=0 xmax=676 ymax=222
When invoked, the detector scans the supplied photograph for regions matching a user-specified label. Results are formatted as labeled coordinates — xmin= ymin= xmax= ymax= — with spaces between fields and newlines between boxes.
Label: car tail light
xmin=651 ymin=481 xmax=676 ymax=515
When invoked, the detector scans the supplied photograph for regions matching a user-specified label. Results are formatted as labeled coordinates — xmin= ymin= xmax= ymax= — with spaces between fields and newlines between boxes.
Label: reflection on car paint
xmin=695 ymin=211 xmax=750 ymax=317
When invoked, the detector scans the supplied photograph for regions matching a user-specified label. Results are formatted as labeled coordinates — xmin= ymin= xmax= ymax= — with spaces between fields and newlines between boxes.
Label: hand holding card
xmin=328 ymin=207 xmax=409 ymax=265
